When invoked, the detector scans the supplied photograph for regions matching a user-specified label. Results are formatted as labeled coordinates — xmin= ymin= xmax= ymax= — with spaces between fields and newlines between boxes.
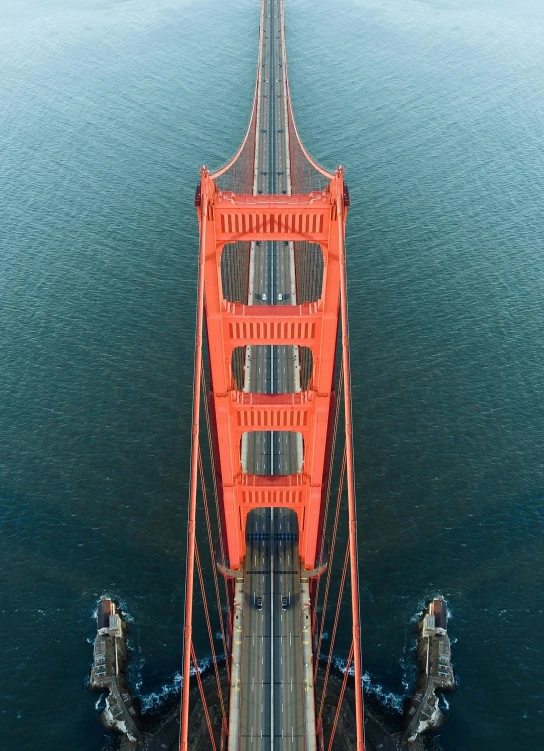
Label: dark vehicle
xmin=281 ymin=596 xmax=288 ymax=611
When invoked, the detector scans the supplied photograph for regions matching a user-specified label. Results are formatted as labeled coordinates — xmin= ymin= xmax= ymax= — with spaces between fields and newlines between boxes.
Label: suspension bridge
xmin=180 ymin=1 xmax=365 ymax=749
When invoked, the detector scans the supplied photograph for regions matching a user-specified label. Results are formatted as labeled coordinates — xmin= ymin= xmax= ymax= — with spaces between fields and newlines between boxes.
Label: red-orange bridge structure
xmin=181 ymin=1 xmax=365 ymax=749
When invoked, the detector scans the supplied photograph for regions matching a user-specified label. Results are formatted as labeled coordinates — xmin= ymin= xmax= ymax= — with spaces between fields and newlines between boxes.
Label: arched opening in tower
xmin=230 ymin=345 xmax=313 ymax=392
xmin=220 ymin=241 xmax=251 ymax=304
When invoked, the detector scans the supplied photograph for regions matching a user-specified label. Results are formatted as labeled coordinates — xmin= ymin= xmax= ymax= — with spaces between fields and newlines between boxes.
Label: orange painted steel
xmin=179 ymin=176 xmax=208 ymax=751
xmin=337 ymin=178 xmax=366 ymax=750
xmin=196 ymin=168 xmax=347 ymax=571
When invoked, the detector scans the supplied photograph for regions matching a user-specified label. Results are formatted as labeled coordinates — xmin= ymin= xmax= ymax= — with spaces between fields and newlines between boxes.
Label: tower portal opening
xmin=230 ymin=345 xmax=313 ymax=392
xmin=241 ymin=431 xmax=303 ymax=475
xmin=220 ymin=241 xmax=251 ymax=303
xmin=294 ymin=242 xmax=324 ymax=303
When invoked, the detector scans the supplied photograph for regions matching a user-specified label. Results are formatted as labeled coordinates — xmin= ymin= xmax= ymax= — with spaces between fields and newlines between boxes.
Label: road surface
xmin=238 ymin=2 xmax=306 ymax=750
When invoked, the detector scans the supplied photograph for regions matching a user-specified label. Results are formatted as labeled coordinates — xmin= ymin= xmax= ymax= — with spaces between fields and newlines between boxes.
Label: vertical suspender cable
xmin=319 ymin=544 xmax=349 ymax=719
xmin=312 ymin=364 xmax=344 ymax=664
xmin=199 ymin=451 xmax=230 ymax=682
xmin=316 ymin=364 xmax=344 ymax=575
xmin=327 ymin=642 xmax=354 ymax=751
xmin=337 ymin=170 xmax=365 ymax=751
xmin=201 ymin=367 xmax=231 ymax=613
xmin=315 ymin=449 xmax=346 ymax=680
xmin=191 ymin=643 xmax=218 ymax=751
xmin=201 ymin=367 xmax=223 ymax=559
xmin=180 ymin=171 xmax=208 ymax=751
xmin=195 ymin=540 xmax=226 ymax=718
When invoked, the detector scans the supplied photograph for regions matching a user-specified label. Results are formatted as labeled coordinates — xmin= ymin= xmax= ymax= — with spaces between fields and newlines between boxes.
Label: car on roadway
xmin=262 ymin=293 xmax=267 ymax=301
xmin=281 ymin=596 xmax=288 ymax=610
xmin=278 ymin=294 xmax=282 ymax=301
xmin=256 ymin=596 xmax=263 ymax=611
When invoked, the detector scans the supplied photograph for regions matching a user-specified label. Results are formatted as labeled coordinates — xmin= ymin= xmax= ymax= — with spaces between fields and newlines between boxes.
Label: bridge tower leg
xmin=195 ymin=167 xmax=348 ymax=572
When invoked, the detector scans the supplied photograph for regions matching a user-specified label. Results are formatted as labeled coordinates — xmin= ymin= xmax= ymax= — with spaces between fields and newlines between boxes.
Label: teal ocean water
xmin=1 ymin=0 xmax=543 ymax=748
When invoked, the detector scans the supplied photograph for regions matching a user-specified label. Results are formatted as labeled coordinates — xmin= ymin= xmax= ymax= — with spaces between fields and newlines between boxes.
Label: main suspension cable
xmin=180 ymin=174 xmax=208 ymax=751
xmin=337 ymin=171 xmax=365 ymax=749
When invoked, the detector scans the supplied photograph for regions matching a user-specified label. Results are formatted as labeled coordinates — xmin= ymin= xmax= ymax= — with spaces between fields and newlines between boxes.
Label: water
xmin=1 ymin=0 xmax=543 ymax=748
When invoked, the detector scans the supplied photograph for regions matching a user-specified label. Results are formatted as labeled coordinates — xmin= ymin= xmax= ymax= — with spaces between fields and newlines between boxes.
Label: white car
xmin=278 ymin=294 xmax=282 ymax=301
xmin=262 ymin=293 xmax=267 ymax=301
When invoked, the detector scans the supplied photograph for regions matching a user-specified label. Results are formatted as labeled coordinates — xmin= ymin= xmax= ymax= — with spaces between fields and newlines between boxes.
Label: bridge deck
xmin=235 ymin=1 xmax=311 ymax=750
xmin=240 ymin=510 xmax=304 ymax=750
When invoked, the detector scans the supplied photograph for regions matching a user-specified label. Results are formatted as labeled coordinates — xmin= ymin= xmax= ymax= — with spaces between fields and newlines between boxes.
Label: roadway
xmin=238 ymin=1 xmax=306 ymax=750
xmin=240 ymin=509 xmax=304 ymax=750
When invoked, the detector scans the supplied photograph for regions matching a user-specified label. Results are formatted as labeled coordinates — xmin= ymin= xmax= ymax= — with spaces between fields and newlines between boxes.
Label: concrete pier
xmin=403 ymin=597 xmax=455 ymax=744
xmin=86 ymin=597 xmax=452 ymax=751
xmin=89 ymin=598 xmax=142 ymax=744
